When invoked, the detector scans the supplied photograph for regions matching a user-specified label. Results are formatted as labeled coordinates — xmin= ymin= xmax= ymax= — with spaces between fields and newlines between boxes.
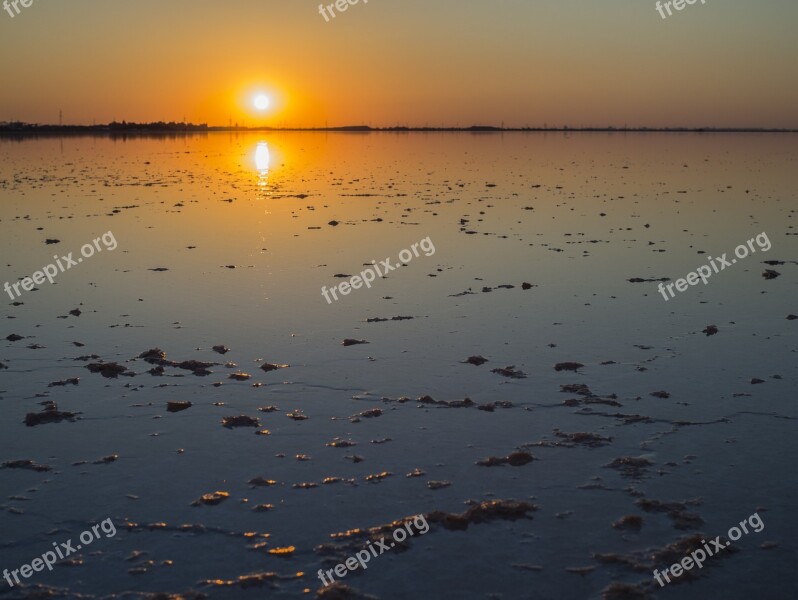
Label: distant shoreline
xmin=1 ymin=123 xmax=797 ymax=137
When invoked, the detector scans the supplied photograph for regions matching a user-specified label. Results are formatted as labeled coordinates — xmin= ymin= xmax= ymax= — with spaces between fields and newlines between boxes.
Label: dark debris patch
xmin=86 ymin=362 xmax=130 ymax=378
xmin=228 ymin=372 xmax=251 ymax=381
xmin=25 ymin=402 xmax=78 ymax=427
xmin=635 ymin=498 xmax=703 ymax=530
xmin=261 ymin=362 xmax=289 ymax=372
xmin=554 ymin=362 xmax=584 ymax=372
xmin=491 ymin=365 xmax=527 ymax=379
xmin=201 ymin=571 xmax=302 ymax=590
xmin=478 ymin=400 xmax=514 ymax=412
xmin=462 ymin=355 xmax=488 ymax=366
xmin=612 ymin=515 xmax=643 ymax=531
xmin=48 ymin=377 xmax=80 ymax=387
xmin=594 ymin=533 xmax=735 ymax=591
xmin=222 ymin=415 xmax=260 ymax=428
xmin=191 ymin=491 xmax=230 ymax=506
xmin=327 ymin=439 xmax=357 ymax=448
xmin=1 ymin=459 xmax=52 ymax=472
xmin=627 ymin=277 xmax=669 ymax=283
xmin=417 ymin=395 xmax=475 ymax=408
xmin=366 ymin=316 xmax=414 ymax=323
xmin=527 ymin=429 xmax=613 ymax=449
xmin=427 ymin=499 xmax=539 ymax=531
xmin=476 ymin=451 xmax=534 ymax=467
xmin=427 ymin=480 xmax=452 ymax=490
xmin=137 ymin=348 xmax=217 ymax=375
xmin=600 ymin=582 xmax=651 ymax=600
xmin=316 ymin=582 xmax=378 ymax=599
xmin=352 ymin=408 xmax=382 ymax=419
xmin=248 ymin=477 xmax=277 ymax=487
xmin=605 ymin=456 xmax=654 ymax=478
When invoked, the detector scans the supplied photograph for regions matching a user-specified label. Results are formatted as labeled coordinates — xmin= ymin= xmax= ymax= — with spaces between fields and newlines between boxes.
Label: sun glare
xmin=253 ymin=94 xmax=271 ymax=111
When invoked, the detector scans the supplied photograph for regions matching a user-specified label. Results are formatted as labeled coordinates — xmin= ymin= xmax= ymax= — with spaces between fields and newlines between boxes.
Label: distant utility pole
xmin=59 ymin=109 xmax=62 ymax=126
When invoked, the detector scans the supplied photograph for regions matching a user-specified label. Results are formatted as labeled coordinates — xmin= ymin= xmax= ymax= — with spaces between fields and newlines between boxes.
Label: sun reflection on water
xmin=254 ymin=141 xmax=270 ymax=200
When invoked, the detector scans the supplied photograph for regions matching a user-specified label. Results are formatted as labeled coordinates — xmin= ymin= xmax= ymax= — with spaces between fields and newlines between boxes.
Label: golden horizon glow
xmin=2 ymin=3 xmax=797 ymax=128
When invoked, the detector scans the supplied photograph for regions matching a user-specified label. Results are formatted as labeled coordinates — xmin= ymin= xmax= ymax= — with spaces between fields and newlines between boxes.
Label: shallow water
xmin=0 ymin=132 xmax=796 ymax=599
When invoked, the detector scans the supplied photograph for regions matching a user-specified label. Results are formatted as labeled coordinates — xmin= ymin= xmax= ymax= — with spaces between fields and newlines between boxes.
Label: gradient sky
xmin=1 ymin=0 xmax=797 ymax=127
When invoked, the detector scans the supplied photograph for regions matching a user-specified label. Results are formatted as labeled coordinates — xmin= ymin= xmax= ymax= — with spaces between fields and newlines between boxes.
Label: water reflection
xmin=255 ymin=141 xmax=270 ymax=173
xmin=254 ymin=141 xmax=270 ymax=199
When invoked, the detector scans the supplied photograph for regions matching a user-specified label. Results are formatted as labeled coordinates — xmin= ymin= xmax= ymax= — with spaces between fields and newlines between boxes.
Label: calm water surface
xmin=0 ymin=132 xmax=796 ymax=599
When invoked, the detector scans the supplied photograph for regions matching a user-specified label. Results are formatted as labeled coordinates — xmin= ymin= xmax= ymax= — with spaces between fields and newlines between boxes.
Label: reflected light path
xmin=254 ymin=141 xmax=271 ymax=200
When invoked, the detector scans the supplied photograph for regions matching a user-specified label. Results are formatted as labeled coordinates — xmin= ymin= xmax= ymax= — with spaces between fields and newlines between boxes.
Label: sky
xmin=1 ymin=0 xmax=797 ymax=128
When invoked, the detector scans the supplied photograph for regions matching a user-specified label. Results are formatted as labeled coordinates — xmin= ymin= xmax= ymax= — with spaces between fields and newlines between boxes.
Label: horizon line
xmin=1 ymin=121 xmax=797 ymax=134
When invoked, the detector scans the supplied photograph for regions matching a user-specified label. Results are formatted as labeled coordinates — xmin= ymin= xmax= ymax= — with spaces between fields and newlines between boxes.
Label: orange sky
xmin=1 ymin=0 xmax=797 ymax=128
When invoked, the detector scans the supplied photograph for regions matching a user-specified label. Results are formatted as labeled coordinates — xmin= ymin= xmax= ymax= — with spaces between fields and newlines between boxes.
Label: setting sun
xmin=253 ymin=94 xmax=271 ymax=111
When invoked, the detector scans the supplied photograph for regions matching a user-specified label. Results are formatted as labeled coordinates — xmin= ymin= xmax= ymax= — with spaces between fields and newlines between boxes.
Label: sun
xmin=253 ymin=94 xmax=271 ymax=111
